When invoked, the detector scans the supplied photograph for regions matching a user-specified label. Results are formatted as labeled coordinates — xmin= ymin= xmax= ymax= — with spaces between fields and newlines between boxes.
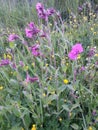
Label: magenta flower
xmin=36 ymin=3 xmax=55 ymax=20
xmin=25 ymin=73 xmax=38 ymax=83
xmin=36 ymin=3 xmax=47 ymax=20
xmin=25 ymin=22 xmax=40 ymax=38
xmin=36 ymin=2 xmax=44 ymax=11
xmin=47 ymin=8 xmax=55 ymax=16
xmin=68 ymin=43 xmax=83 ymax=60
xmin=72 ymin=43 xmax=83 ymax=53
xmin=0 ymin=59 xmax=10 ymax=67
xmin=25 ymin=28 xmax=33 ymax=38
xmin=30 ymin=44 xmax=41 ymax=56
xmin=8 ymin=34 xmax=19 ymax=42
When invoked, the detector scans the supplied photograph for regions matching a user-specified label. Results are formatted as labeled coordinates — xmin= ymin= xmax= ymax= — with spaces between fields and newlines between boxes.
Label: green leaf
xmin=62 ymin=104 xmax=69 ymax=112
xmin=70 ymin=103 xmax=80 ymax=111
xmin=70 ymin=123 xmax=79 ymax=130
xmin=58 ymin=85 xmax=67 ymax=95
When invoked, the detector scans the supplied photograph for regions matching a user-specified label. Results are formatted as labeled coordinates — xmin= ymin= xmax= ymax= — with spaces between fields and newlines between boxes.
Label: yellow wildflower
xmin=59 ymin=117 xmax=62 ymax=122
xmin=77 ymin=54 xmax=81 ymax=59
xmin=69 ymin=112 xmax=72 ymax=117
xmin=23 ymin=65 xmax=29 ymax=71
xmin=0 ymin=86 xmax=3 ymax=90
xmin=49 ymin=76 xmax=52 ymax=80
xmin=21 ymin=128 xmax=24 ymax=130
xmin=51 ymin=91 xmax=55 ymax=95
xmin=51 ymin=55 xmax=54 ymax=58
xmin=4 ymin=53 xmax=7 ymax=59
xmin=66 ymin=63 xmax=69 ymax=66
xmin=90 ymin=28 xmax=94 ymax=31
xmin=83 ymin=16 xmax=87 ymax=21
xmin=93 ymin=32 xmax=97 ymax=35
xmin=6 ymin=54 xmax=12 ymax=60
xmin=45 ymin=64 xmax=49 ymax=67
xmin=42 ymin=93 xmax=46 ymax=97
xmin=63 ymin=79 xmax=69 ymax=84
xmin=88 ymin=126 xmax=93 ymax=130
xmin=31 ymin=62 xmax=35 ymax=67
xmin=64 ymin=99 xmax=67 ymax=103
xmin=94 ymin=54 xmax=98 ymax=57
xmin=31 ymin=124 xmax=36 ymax=130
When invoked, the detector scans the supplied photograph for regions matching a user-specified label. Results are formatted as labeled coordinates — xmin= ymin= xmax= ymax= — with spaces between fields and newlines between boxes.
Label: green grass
xmin=0 ymin=0 xmax=98 ymax=130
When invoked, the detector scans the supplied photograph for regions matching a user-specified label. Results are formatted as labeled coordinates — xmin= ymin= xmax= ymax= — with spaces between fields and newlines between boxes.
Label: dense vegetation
xmin=0 ymin=0 xmax=98 ymax=130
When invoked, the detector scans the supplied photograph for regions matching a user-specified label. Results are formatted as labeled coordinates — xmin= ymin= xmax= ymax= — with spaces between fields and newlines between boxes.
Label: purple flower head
xmin=0 ymin=59 xmax=10 ymax=67
xmin=47 ymin=8 xmax=55 ymax=16
xmin=36 ymin=3 xmax=47 ymax=20
xmin=36 ymin=3 xmax=55 ymax=20
xmin=25 ymin=28 xmax=33 ymax=38
xmin=39 ymin=30 xmax=47 ymax=37
xmin=25 ymin=73 xmax=38 ymax=83
xmin=19 ymin=61 xmax=24 ymax=67
xmin=68 ymin=43 xmax=83 ymax=60
xmin=30 ymin=44 xmax=41 ymax=56
xmin=36 ymin=2 xmax=44 ymax=11
xmin=8 ymin=34 xmax=19 ymax=42
xmin=68 ymin=50 xmax=79 ymax=60
xmin=88 ymin=48 xmax=95 ymax=57
xmin=25 ymin=22 xmax=40 ymax=38
xmin=72 ymin=43 xmax=83 ymax=53
xmin=92 ymin=110 xmax=97 ymax=116
xmin=78 ymin=6 xmax=83 ymax=11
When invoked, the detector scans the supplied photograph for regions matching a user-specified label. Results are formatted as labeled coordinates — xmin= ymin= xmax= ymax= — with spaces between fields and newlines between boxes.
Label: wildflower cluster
xmin=0 ymin=1 xmax=98 ymax=130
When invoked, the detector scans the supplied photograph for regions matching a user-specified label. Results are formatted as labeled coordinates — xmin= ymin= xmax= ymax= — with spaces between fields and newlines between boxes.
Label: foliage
xmin=0 ymin=0 xmax=98 ymax=130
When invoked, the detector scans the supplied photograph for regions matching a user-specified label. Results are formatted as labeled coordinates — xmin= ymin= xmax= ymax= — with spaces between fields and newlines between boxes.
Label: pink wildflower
xmin=30 ymin=44 xmax=41 ymax=56
xmin=0 ymin=59 xmax=10 ymax=67
xmin=47 ymin=8 xmax=55 ymax=16
xmin=36 ymin=3 xmax=55 ymax=20
xmin=8 ymin=34 xmax=19 ymax=42
xmin=25 ymin=73 xmax=38 ymax=83
xmin=68 ymin=43 xmax=83 ymax=60
xmin=25 ymin=22 xmax=40 ymax=38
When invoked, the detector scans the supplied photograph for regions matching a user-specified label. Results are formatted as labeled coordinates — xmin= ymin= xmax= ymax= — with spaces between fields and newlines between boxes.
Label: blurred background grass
xmin=0 ymin=0 xmax=98 ymax=28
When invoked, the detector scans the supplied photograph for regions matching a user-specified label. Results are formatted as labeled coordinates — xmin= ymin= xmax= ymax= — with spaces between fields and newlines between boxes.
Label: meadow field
xmin=0 ymin=0 xmax=98 ymax=130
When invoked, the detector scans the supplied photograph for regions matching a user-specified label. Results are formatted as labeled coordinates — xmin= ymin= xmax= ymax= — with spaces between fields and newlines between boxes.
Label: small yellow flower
xmin=93 ymin=32 xmax=97 ymax=35
xmin=6 ymin=54 xmax=12 ymax=60
xmin=45 ymin=64 xmax=49 ymax=67
xmin=83 ymin=16 xmax=87 ymax=21
xmin=66 ymin=63 xmax=69 ymax=66
xmin=49 ymin=23 xmax=52 ymax=26
xmin=64 ymin=99 xmax=67 ymax=103
xmin=4 ymin=54 xmax=12 ymax=60
xmin=42 ymin=93 xmax=46 ymax=97
xmin=23 ymin=65 xmax=29 ymax=71
xmin=48 ymin=101 xmax=52 ymax=105
xmin=31 ymin=62 xmax=35 ymax=67
xmin=63 ymin=79 xmax=69 ymax=84
xmin=90 ymin=28 xmax=94 ymax=31
xmin=31 ymin=124 xmax=36 ymax=130
xmin=21 ymin=128 xmax=24 ymax=130
xmin=88 ymin=126 xmax=93 ymax=130
xmin=51 ymin=55 xmax=54 ymax=58
xmin=4 ymin=53 xmax=6 ymax=59
xmin=94 ymin=54 xmax=98 ymax=57
xmin=49 ymin=76 xmax=52 ymax=80
xmin=36 ymin=40 xmax=38 ymax=43
xmin=74 ymin=19 xmax=77 ymax=23
xmin=51 ymin=91 xmax=55 ymax=95
xmin=0 ymin=86 xmax=3 ymax=90
xmin=77 ymin=54 xmax=81 ymax=59
xmin=69 ymin=112 xmax=72 ymax=117
xmin=59 ymin=117 xmax=62 ymax=122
